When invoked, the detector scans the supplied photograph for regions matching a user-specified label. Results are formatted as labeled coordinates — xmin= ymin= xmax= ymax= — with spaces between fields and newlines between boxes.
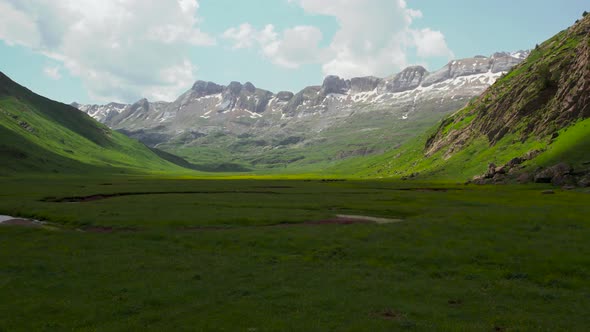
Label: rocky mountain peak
xmin=381 ymin=66 xmax=429 ymax=93
xmin=243 ymin=82 xmax=256 ymax=93
xmin=321 ymin=75 xmax=349 ymax=95
xmin=191 ymin=80 xmax=223 ymax=97
xmin=226 ymin=81 xmax=244 ymax=97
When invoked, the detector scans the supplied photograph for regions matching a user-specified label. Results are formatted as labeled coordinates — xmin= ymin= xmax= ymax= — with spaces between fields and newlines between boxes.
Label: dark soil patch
xmin=448 ymin=299 xmax=463 ymax=306
xmin=180 ymin=226 xmax=234 ymax=231
xmin=372 ymin=309 xmax=404 ymax=321
xmin=0 ymin=219 xmax=41 ymax=227
xmin=253 ymin=186 xmax=294 ymax=189
xmin=181 ymin=218 xmax=374 ymax=231
xmin=42 ymin=190 xmax=281 ymax=203
xmin=398 ymin=188 xmax=452 ymax=192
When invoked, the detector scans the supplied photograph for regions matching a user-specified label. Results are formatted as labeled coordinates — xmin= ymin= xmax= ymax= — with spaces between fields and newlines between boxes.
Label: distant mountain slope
xmin=345 ymin=14 xmax=590 ymax=185
xmin=0 ymin=72 xmax=187 ymax=175
xmin=75 ymin=52 xmax=527 ymax=170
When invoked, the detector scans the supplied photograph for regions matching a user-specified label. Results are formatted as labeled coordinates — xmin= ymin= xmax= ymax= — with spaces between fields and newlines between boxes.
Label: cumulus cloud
xmin=0 ymin=1 xmax=40 ymax=47
xmin=0 ymin=0 xmax=214 ymax=102
xmin=412 ymin=28 xmax=454 ymax=58
xmin=227 ymin=0 xmax=453 ymax=78
xmin=223 ymin=23 xmax=328 ymax=68
xmin=43 ymin=66 xmax=61 ymax=80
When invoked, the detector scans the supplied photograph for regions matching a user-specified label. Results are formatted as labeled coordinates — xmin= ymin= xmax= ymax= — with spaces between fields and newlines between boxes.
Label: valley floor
xmin=0 ymin=176 xmax=589 ymax=331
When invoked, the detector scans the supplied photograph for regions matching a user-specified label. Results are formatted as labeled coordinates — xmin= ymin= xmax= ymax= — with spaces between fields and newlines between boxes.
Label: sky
xmin=0 ymin=0 xmax=587 ymax=105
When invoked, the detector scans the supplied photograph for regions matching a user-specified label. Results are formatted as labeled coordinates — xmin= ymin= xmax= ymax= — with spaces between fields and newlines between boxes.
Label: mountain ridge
xmin=77 ymin=50 xmax=529 ymax=122
xmin=75 ymin=51 xmax=528 ymax=170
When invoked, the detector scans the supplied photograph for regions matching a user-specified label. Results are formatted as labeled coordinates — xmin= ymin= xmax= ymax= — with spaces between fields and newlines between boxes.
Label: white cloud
xmin=43 ymin=66 xmax=61 ymax=80
xmin=0 ymin=1 xmax=40 ymax=47
xmin=0 ymin=0 xmax=214 ymax=102
xmin=412 ymin=28 xmax=454 ymax=58
xmin=223 ymin=23 xmax=262 ymax=49
xmin=228 ymin=0 xmax=453 ymax=78
xmin=223 ymin=24 xmax=327 ymax=68
xmin=263 ymin=26 xmax=328 ymax=68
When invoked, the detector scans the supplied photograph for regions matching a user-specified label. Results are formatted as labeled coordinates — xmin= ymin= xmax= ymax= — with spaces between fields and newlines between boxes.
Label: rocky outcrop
xmin=321 ymin=75 xmax=350 ymax=95
xmin=472 ymin=157 xmax=589 ymax=187
xmin=77 ymin=102 xmax=129 ymax=123
xmin=350 ymin=76 xmax=381 ymax=93
xmin=191 ymin=81 xmax=223 ymax=98
xmin=283 ymin=86 xmax=322 ymax=116
xmin=380 ymin=66 xmax=428 ymax=93
xmin=276 ymin=91 xmax=294 ymax=102
xmin=422 ymin=52 xmax=529 ymax=87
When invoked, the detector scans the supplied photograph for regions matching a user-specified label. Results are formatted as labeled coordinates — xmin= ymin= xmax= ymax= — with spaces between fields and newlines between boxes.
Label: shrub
xmin=537 ymin=64 xmax=557 ymax=89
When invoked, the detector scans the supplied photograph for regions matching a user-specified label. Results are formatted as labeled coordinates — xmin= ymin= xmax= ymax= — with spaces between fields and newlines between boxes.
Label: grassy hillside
xmin=156 ymin=100 xmax=462 ymax=173
xmin=336 ymin=14 xmax=590 ymax=182
xmin=0 ymin=72 xmax=189 ymax=176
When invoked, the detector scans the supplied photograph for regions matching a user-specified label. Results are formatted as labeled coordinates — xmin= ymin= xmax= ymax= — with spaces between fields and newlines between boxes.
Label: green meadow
xmin=1 ymin=176 xmax=589 ymax=331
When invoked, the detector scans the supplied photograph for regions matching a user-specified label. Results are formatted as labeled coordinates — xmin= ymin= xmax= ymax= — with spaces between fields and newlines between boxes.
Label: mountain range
xmin=75 ymin=51 xmax=529 ymax=170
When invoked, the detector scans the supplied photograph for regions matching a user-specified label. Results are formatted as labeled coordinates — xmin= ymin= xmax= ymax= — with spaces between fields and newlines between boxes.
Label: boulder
xmin=552 ymin=174 xmax=576 ymax=186
xmin=492 ymin=173 xmax=507 ymax=184
xmin=550 ymin=162 xmax=574 ymax=175
xmin=534 ymin=163 xmax=573 ymax=183
xmin=534 ymin=169 xmax=554 ymax=183
xmin=507 ymin=157 xmax=525 ymax=167
xmin=517 ymin=173 xmax=533 ymax=184
xmin=484 ymin=163 xmax=497 ymax=178
xmin=579 ymin=175 xmax=590 ymax=187
xmin=494 ymin=165 xmax=507 ymax=175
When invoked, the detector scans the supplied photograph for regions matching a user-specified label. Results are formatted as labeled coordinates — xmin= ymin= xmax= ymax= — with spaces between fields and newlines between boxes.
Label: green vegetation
xmin=168 ymin=108 xmax=451 ymax=173
xmin=0 ymin=73 xmax=189 ymax=176
xmin=0 ymin=177 xmax=589 ymax=331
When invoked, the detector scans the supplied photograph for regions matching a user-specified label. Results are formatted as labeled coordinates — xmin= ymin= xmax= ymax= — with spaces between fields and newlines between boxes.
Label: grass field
xmin=1 ymin=176 xmax=589 ymax=331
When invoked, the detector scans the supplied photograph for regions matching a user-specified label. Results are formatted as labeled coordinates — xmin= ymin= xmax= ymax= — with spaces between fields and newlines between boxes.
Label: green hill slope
xmin=335 ymin=14 xmax=590 ymax=184
xmin=0 ymin=72 xmax=188 ymax=176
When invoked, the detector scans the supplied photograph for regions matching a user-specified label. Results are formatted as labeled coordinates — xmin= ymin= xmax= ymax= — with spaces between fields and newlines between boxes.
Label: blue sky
xmin=0 ymin=0 xmax=587 ymax=104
